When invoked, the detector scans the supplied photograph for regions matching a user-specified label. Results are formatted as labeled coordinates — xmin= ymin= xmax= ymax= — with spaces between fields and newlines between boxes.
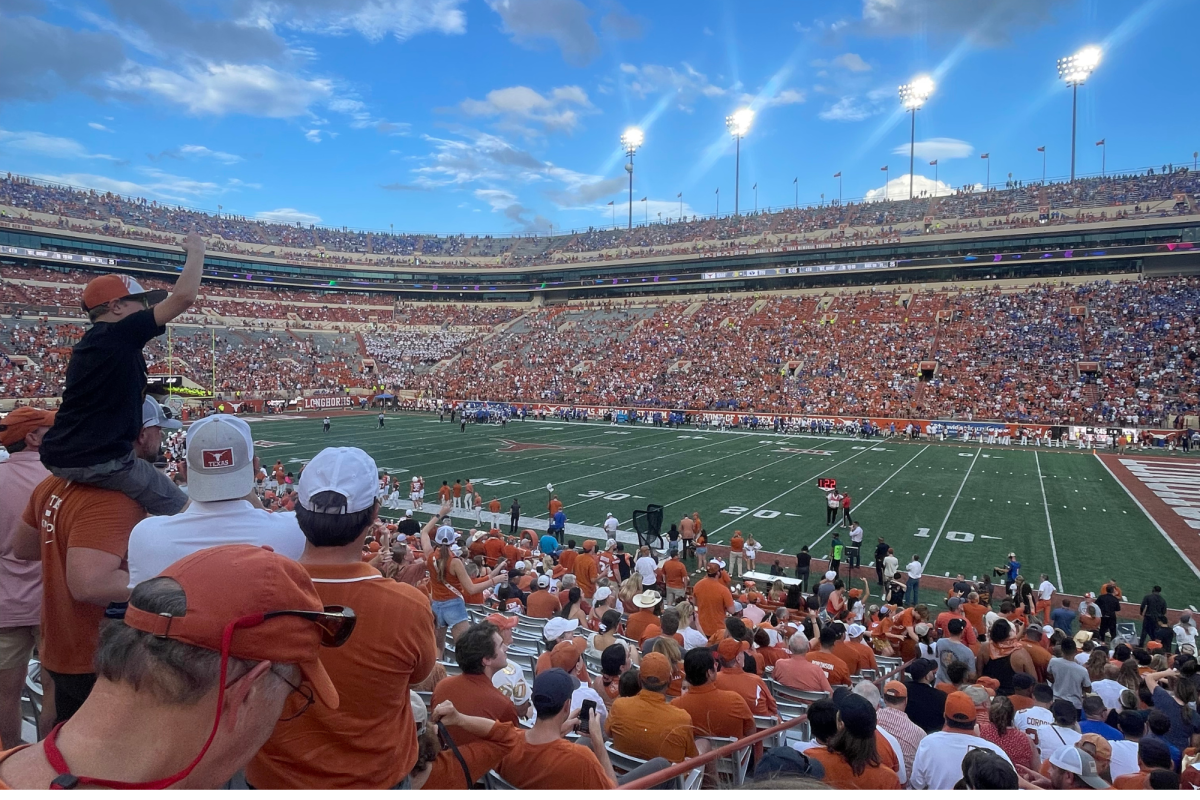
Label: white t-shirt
xmin=1013 ymin=705 xmax=1055 ymax=736
xmin=492 ymin=660 xmax=529 ymax=708
xmin=1038 ymin=580 xmax=1055 ymax=601
xmin=603 ymin=516 xmax=619 ymax=537
xmin=1109 ymin=739 xmax=1140 ymax=780
xmin=1174 ymin=622 xmax=1197 ymax=650
xmin=681 ymin=626 xmax=709 ymax=650
xmin=906 ymin=560 xmax=924 ymax=580
xmin=908 ymin=731 xmax=1011 ymax=790
xmin=635 ymin=556 xmax=658 ymax=586
xmin=877 ymin=725 xmax=908 ymax=785
xmin=127 ymin=499 xmax=306 ymax=588
xmin=1092 ymin=679 xmax=1126 ymax=711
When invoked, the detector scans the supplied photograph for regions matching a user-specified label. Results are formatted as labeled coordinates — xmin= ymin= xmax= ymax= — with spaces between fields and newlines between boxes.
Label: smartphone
xmin=578 ymin=699 xmax=597 ymax=733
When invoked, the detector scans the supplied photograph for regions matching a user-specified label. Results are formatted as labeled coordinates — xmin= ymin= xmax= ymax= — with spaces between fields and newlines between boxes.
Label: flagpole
xmin=793 ymin=177 xmax=798 ymax=208
xmin=715 ymin=187 xmax=719 ymax=216
xmin=211 ymin=326 xmax=216 ymax=398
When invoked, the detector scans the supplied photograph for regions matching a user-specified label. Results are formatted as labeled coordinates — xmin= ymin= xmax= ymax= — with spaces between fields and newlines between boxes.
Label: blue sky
xmin=0 ymin=0 xmax=1194 ymax=235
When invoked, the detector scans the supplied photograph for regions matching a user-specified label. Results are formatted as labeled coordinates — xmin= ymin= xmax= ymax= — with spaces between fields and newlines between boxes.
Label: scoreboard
xmin=817 ymin=478 xmax=837 ymax=490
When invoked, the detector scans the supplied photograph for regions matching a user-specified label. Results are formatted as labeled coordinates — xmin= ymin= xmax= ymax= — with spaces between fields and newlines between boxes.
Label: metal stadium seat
xmin=754 ymin=715 xmax=783 ymax=750
xmin=438 ymin=659 xmax=462 ymax=677
xmin=766 ymin=678 xmax=829 ymax=705
xmin=605 ymin=745 xmax=701 ymax=790
xmin=701 ymin=737 xmax=752 ymax=786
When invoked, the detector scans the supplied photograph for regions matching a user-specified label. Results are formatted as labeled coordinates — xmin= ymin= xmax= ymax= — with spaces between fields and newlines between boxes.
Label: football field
xmin=245 ymin=412 xmax=1200 ymax=603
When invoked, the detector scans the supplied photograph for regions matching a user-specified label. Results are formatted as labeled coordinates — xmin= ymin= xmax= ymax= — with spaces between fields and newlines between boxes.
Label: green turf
xmin=245 ymin=412 xmax=1198 ymax=601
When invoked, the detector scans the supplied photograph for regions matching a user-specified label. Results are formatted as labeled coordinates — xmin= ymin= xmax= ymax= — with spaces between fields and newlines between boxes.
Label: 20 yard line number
xmin=914 ymin=527 xmax=975 ymax=542
xmin=720 ymin=505 xmax=782 ymax=520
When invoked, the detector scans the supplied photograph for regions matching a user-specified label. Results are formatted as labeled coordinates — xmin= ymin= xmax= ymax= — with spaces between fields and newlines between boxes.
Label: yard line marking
xmin=1034 ymin=451 xmax=1064 ymax=591
xmin=807 ymin=445 xmax=931 ymax=550
xmin=706 ymin=443 xmax=884 ymax=536
xmin=1094 ymin=454 xmax=1200 ymax=582
xmin=924 ymin=448 xmax=981 ymax=569
xmin=615 ymin=438 xmax=844 ymax=524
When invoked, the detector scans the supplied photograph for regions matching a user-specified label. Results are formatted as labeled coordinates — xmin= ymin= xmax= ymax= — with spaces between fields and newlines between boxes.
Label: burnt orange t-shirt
xmin=559 ymin=549 xmax=578 ymax=572
xmin=962 ymin=602 xmax=988 ymax=636
xmin=807 ymin=651 xmax=852 ymax=687
xmin=420 ymin=721 xmax=522 ymax=790
xmin=671 ymin=682 xmax=755 ymax=738
xmin=730 ymin=534 xmax=744 ymax=554
xmin=525 ymin=590 xmax=561 ymax=619
xmin=714 ymin=669 xmax=777 ymax=716
xmin=24 ymin=478 xmax=144 ymax=674
xmin=498 ymin=736 xmax=616 ymax=789
xmin=663 ymin=559 xmax=689 ymax=589
xmin=483 ymin=536 xmax=505 ymax=565
xmin=432 ymin=673 xmax=521 ymax=745
xmin=806 ymin=746 xmax=901 ymax=790
xmin=247 ymin=563 xmax=437 ymax=788
xmin=548 ymin=498 xmax=563 ymax=516
xmin=427 ymin=553 xmax=464 ymax=602
xmin=452 ymin=483 xmax=463 ymax=498
xmin=624 ymin=609 xmax=659 ymax=642
xmin=488 ymin=499 xmax=502 ymax=513
xmin=693 ymin=576 xmax=734 ymax=637
xmin=438 ymin=485 xmax=452 ymax=502
xmin=574 ymin=553 xmax=598 ymax=597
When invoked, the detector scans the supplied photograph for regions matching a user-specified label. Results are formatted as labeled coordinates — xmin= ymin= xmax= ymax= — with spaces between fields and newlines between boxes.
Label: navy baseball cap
xmin=754 ymin=746 xmax=825 ymax=781
xmin=531 ymin=668 xmax=579 ymax=710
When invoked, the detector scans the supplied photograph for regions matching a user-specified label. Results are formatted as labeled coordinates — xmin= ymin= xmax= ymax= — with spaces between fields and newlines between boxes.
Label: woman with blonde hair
xmin=618 ymin=573 xmax=643 ymax=612
xmin=651 ymin=636 xmax=684 ymax=697
xmin=674 ymin=601 xmax=709 ymax=650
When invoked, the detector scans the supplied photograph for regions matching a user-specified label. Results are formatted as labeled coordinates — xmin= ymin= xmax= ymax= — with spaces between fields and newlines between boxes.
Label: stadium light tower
xmin=620 ymin=127 xmax=643 ymax=230
xmin=898 ymin=75 xmax=935 ymax=200
xmin=725 ymin=108 xmax=754 ymax=216
xmin=1057 ymin=46 xmax=1101 ymax=182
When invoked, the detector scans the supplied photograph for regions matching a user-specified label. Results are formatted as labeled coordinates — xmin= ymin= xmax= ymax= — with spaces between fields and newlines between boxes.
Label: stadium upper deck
xmin=2 ymin=170 xmax=1200 ymax=302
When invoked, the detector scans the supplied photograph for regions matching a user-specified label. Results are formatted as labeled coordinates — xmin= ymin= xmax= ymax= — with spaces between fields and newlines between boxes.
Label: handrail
xmin=616 ymin=713 xmax=808 ymax=791
xmin=616 ymin=657 xmax=911 ymax=790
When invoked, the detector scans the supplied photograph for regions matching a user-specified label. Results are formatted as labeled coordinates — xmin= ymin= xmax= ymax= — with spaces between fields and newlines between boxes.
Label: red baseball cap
xmin=0 ymin=407 xmax=55 ymax=447
xmin=81 ymin=273 xmax=167 ymax=312
xmin=123 ymin=544 xmax=343 ymax=709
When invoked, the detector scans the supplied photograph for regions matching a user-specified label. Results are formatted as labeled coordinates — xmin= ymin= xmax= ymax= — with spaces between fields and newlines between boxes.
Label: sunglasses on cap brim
xmin=247 ymin=605 xmax=357 ymax=647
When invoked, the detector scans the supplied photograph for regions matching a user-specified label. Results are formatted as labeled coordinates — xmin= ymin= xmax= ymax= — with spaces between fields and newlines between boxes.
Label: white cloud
xmin=832 ymin=52 xmax=870 ymax=72
xmin=459 ymin=85 xmax=595 ymax=133
xmin=179 ymin=144 xmax=244 ymax=164
xmin=818 ymin=88 xmax=890 ymax=122
xmin=29 ymin=167 xmax=233 ymax=203
xmin=108 ymin=62 xmax=334 ymax=118
xmin=861 ymin=0 xmax=1071 ymax=45
xmin=0 ymin=129 xmax=121 ymax=161
xmin=738 ymin=88 xmax=806 ymax=109
xmin=255 ymin=207 xmax=323 ymax=225
xmin=88 ymin=122 xmax=114 ymax=133
xmin=890 ymin=137 xmax=974 ymax=161
xmin=246 ymin=0 xmax=467 ymax=42
xmin=305 ymin=129 xmax=323 ymax=143
xmin=486 ymin=0 xmax=599 ymax=66
xmin=864 ymin=173 xmax=955 ymax=201
xmin=619 ymin=62 xmax=727 ymax=109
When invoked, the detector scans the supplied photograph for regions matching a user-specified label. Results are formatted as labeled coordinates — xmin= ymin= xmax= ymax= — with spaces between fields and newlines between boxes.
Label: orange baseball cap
xmin=1078 ymin=733 xmax=1113 ymax=764
xmin=123 ymin=544 xmax=343 ymax=709
xmin=1146 ymin=640 xmax=1163 ymax=651
xmin=944 ymin=691 xmax=975 ymax=724
xmin=639 ymin=652 xmax=672 ymax=687
xmin=485 ymin=613 xmax=519 ymax=631
xmin=883 ymin=681 xmax=907 ymax=699
xmin=0 ymin=407 xmax=55 ymax=447
xmin=582 ymin=540 xmax=596 ymax=552
xmin=717 ymin=637 xmax=746 ymax=662
xmin=640 ymin=623 xmax=662 ymax=643
xmin=81 ymin=273 xmax=167 ymax=312
xmin=549 ymin=640 xmax=582 ymax=672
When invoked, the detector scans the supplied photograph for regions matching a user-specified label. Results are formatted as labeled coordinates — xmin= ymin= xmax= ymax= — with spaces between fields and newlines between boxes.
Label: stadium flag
xmin=640 ymin=196 xmax=647 ymax=202
xmin=793 ymin=177 xmax=797 ymax=184
xmin=1095 ymin=139 xmax=1105 ymax=146
xmin=677 ymin=192 xmax=682 ymax=198
xmin=752 ymin=183 xmax=757 ymax=190
xmin=1037 ymin=146 xmax=1046 ymax=152
xmin=929 ymin=159 xmax=938 ymax=166
xmin=606 ymin=200 xmax=614 ymax=206
xmin=981 ymin=153 xmax=989 ymax=159
xmin=833 ymin=172 xmax=841 ymax=178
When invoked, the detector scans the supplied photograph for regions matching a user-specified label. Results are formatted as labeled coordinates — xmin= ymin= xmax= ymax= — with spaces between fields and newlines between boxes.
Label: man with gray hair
xmin=851 ymin=680 xmax=908 ymax=785
xmin=770 ymin=633 xmax=832 ymax=693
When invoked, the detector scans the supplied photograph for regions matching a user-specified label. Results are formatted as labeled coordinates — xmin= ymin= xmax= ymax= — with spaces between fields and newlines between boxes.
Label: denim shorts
xmin=431 ymin=597 xmax=469 ymax=628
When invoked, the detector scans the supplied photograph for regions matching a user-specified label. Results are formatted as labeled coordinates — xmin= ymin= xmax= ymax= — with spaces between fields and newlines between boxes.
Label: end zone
xmin=1095 ymin=454 xmax=1200 ymax=581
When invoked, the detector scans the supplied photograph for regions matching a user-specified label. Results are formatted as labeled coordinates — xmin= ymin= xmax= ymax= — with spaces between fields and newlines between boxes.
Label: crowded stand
xmin=3 ymin=266 xmax=1198 ymax=427
xmin=3 ymin=167 xmax=1198 ymax=270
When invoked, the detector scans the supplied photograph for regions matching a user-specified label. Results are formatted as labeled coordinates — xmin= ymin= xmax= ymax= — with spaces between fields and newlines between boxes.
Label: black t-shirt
xmin=1096 ymin=594 xmax=1122 ymax=617
xmin=397 ymin=518 xmax=421 ymax=537
xmin=667 ymin=528 xmax=679 ymax=542
xmin=874 ymin=542 xmax=890 ymax=561
xmin=905 ymin=681 xmax=948 ymax=733
xmin=617 ymin=553 xmax=632 ymax=581
xmin=1141 ymin=593 xmax=1167 ymax=618
xmin=41 ymin=308 xmax=164 ymax=469
xmin=795 ymin=552 xmax=812 ymax=573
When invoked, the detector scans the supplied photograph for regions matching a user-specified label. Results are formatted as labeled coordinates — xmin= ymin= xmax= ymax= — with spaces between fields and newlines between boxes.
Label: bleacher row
xmin=3 ymin=272 xmax=1197 ymax=425
xmin=2 ymin=167 xmax=1197 ymax=269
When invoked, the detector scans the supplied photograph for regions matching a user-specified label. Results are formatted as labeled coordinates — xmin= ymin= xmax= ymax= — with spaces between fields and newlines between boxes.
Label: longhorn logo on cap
xmin=202 ymin=448 xmax=234 ymax=469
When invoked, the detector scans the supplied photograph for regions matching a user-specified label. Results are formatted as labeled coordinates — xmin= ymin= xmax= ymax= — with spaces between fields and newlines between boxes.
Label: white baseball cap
xmin=537 ymin=574 xmax=550 ymax=588
xmin=847 ymin=623 xmax=867 ymax=639
xmin=544 ymin=617 xmax=579 ymax=640
xmin=514 ymin=560 xmax=526 ymax=571
xmin=405 ymin=509 xmax=413 ymax=517
xmin=142 ymin=397 xmax=182 ymax=431
xmin=824 ymin=570 xmax=837 ymax=581
xmin=434 ymin=525 xmax=458 ymax=545
xmin=185 ymin=415 xmax=254 ymax=502
xmin=297 ymin=446 xmax=379 ymax=514
xmin=594 ymin=586 xmax=613 ymax=602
